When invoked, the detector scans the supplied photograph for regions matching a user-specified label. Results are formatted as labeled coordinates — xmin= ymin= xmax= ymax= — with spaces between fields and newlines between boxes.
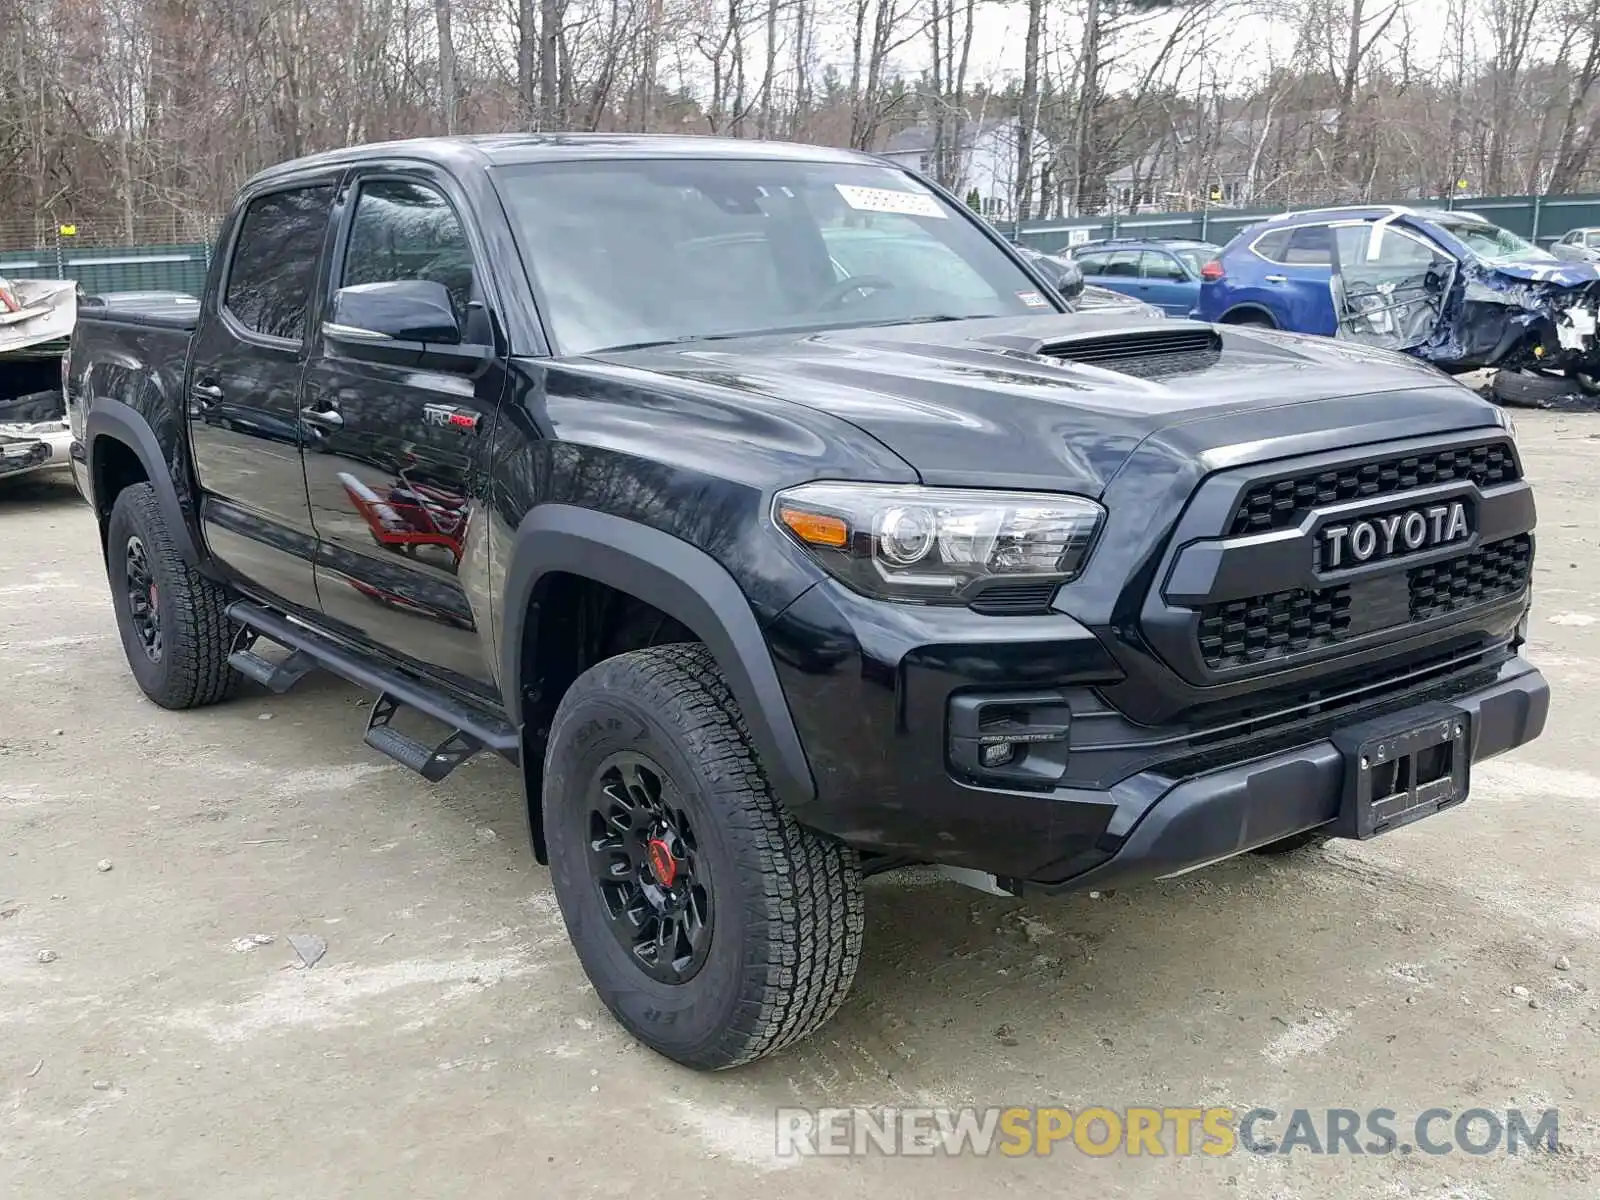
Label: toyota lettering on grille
xmin=1320 ymin=500 xmax=1470 ymax=570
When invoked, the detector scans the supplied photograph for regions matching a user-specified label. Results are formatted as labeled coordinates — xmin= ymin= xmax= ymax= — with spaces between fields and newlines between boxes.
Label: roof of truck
xmin=247 ymin=134 xmax=880 ymax=188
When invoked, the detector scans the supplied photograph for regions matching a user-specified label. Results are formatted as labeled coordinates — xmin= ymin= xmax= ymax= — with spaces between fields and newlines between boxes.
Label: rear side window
xmin=341 ymin=179 xmax=475 ymax=331
xmin=223 ymin=186 xmax=333 ymax=341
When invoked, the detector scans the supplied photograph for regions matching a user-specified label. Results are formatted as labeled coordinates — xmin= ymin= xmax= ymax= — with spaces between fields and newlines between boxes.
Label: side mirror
xmin=322 ymin=280 xmax=492 ymax=374
xmin=327 ymin=279 xmax=460 ymax=343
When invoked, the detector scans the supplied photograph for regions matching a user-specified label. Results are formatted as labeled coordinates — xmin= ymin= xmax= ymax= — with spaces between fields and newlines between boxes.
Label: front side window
xmin=224 ymin=186 xmax=334 ymax=340
xmin=492 ymin=158 xmax=1056 ymax=355
xmin=1173 ymin=245 xmax=1221 ymax=275
xmin=1075 ymin=252 xmax=1108 ymax=275
xmin=1100 ymin=249 xmax=1142 ymax=277
xmin=342 ymin=179 xmax=475 ymax=332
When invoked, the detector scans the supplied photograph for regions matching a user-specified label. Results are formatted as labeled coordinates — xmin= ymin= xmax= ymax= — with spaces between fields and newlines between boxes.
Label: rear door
xmin=1238 ymin=223 xmax=1338 ymax=334
xmin=299 ymin=169 xmax=503 ymax=698
xmin=187 ymin=180 xmax=338 ymax=613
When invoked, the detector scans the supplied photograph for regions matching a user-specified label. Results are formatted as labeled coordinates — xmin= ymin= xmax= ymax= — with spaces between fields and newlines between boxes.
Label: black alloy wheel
xmin=123 ymin=535 xmax=163 ymax=662
xmin=586 ymin=751 xmax=713 ymax=984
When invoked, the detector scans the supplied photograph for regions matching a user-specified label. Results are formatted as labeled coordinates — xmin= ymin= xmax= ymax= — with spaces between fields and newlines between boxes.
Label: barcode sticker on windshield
xmin=836 ymin=184 xmax=947 ymax=219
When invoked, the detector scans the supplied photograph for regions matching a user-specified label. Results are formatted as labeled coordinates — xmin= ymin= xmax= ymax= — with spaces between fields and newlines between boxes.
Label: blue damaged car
xmin=1197 ymin=205 xmax=1600 ymax=387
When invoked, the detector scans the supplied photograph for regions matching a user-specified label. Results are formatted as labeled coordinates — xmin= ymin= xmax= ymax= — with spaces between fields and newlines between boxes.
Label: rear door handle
xmin=1264 ymin=274 xmax=1288 ymax=284
xmin=299 ymin=406 xmax=344 ymax=430
xmin=190 ymin=382 xmax=223 ymax=403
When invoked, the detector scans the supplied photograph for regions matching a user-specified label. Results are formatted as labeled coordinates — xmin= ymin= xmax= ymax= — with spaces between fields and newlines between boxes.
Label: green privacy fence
xmin=1009 ymin=193 xmax=1600 ymax=252
xmin=0 ymin=242 xmax=211 ymax=296
xmin=3 ymin=191 xmax=1599 ymax=291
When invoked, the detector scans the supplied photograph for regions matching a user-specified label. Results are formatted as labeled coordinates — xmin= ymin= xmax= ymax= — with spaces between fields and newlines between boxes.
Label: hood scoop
xmin=1039 ymin=326 xmax=1223 ymax=379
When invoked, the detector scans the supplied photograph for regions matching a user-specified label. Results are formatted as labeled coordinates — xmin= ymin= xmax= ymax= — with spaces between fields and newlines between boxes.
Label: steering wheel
xmin=818 ymin=275 xmax=897 ymax=310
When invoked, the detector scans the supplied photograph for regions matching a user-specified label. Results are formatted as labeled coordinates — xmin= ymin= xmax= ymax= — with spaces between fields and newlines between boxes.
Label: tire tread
xmin=109 ymin=483 xmax=239 ymax=709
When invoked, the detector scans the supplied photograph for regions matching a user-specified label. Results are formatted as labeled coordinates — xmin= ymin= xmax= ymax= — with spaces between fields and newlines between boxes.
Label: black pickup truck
xmin=65 ymin=135 xmax=1548 ymax=1070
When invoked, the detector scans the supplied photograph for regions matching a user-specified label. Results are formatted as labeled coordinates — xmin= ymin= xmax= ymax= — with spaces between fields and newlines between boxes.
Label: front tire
xmin=543 ymin=644 xmax=864 ymax=1070
xmin=106 ymin=483 xmax=240 ymax=709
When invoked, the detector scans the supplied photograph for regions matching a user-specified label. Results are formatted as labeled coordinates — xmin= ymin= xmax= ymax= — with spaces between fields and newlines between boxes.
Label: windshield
xmin=492 ymin=159 xmax=1056 ymax=354
xmin=1173 ymin=245 xmax=1221 ymax=275
xmin=1431 ymin=216 xmax=1554 ymax=264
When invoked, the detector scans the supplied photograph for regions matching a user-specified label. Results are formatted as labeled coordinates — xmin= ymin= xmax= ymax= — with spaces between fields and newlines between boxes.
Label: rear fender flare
xmin=83 ymin=398 xmax=205 ymax=571
xmin=500 ymin=505 xmax=816 ymax=810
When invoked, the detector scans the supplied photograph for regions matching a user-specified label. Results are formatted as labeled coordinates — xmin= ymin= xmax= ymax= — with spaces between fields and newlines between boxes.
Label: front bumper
xmin=766 ymin=577 xmax=1546 ymax=890
xmin=1023 ymin=660 xmax=1547 ymax=893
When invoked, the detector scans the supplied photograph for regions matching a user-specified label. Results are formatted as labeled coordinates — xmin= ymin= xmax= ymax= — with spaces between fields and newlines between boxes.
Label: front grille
xmin=1196 ymin=535 xmax=1531 ymax=670
xmin=1410 ymin=535 xmax=1532 ymax=620
xmin=1198 ymin=586 xmax=1353 ymax=670
xmin=1227 ymin=442 xmax=1519 ymax=537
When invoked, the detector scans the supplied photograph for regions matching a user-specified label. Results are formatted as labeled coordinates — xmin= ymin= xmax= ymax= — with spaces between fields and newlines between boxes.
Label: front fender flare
xmin=500 ymin=505 xmax=817 ymax=808
xmin=83 ymin=398 xmax=205 ymax=571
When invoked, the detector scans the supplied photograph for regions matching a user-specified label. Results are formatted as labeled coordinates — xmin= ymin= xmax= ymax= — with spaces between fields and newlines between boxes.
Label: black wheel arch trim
xmin=83 ymin=399 xmax=209 ymax=574
xmin=500 ymin=505 xmax=818 ymax=808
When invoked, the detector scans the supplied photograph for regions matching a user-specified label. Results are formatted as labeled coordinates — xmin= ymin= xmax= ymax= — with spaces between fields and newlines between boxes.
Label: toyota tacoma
xmin=64 ymin=136 xmax=1548 ymax=1070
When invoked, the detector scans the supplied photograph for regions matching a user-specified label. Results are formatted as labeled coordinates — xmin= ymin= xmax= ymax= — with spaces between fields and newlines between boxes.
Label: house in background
xmin=878 ymin=117 xmax=1046 ymax=220
xmin=1104 ymin=108 xmax=1340 ymax=212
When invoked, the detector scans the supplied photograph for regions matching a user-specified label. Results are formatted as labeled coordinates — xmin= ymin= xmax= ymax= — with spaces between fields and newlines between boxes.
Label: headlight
xmin=773 ymin=483 xmax=1103 ymax=603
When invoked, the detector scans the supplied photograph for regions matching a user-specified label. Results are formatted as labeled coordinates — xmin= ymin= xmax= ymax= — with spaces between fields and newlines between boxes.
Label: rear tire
xmin=542 ymin=643 xmax=864 ymax=1070
xmin=106 ymin=483 xmax=240 ymax=709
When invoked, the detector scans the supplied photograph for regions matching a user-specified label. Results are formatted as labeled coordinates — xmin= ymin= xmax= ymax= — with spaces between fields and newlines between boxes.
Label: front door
xmin=186 ymin=182 xmax=337 ymax=613
xmin=1329 ymin=220 xmax=1456 ymax=352
xmin=299 ymin=172 xmax=503 ymax=698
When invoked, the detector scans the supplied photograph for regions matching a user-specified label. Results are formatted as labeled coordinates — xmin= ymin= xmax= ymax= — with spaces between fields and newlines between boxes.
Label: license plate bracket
xmin=1330 ymin=704 xmax=1471 ymax=840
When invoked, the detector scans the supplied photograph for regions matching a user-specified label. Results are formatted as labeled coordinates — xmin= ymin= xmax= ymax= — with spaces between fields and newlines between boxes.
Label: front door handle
xmin=1264 ymin=274 xmax=1288 ymax=284
xmin=190 ymin=382 xmax=223 ymax=403
xmin=299 ymin=406 xmax=344 ymax=430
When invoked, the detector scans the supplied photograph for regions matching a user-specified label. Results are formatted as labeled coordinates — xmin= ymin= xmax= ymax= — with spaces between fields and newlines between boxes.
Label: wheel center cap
xmin=645 ymin=837 xmax=677 ymax=888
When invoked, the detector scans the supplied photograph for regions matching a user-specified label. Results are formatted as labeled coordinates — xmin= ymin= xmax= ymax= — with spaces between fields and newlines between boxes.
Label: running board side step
xmin=226 ymin=601 xmax=520 ymax=780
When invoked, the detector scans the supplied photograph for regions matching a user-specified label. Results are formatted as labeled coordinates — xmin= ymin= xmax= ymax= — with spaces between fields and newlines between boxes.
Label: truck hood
xmin=593 ymin=314 xmax=1502 ymax=494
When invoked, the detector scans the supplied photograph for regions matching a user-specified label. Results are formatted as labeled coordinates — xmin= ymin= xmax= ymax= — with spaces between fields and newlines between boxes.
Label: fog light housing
xmin=980 ymin=741 xmax=1017 ymax=769
xmin=948 ymin=691 xmax=1073 ymax=788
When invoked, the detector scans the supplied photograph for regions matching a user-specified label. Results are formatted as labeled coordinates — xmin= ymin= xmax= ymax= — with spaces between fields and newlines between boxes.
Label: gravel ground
xmin=2 ymin=411 xmax=1597 ymax=1199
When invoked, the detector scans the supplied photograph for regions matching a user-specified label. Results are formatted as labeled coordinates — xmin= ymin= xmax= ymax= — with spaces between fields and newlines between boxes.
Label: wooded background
xmin=3 ymin=0 xmax=1599 ymax=246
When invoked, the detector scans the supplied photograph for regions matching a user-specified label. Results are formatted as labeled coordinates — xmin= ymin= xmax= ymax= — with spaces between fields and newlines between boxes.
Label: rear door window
xmin=1281 ymin=225 xmax=1334 ymax=265
xmin=223 ymin=186 xmax=334 ymax=341
xmin=1250 ymin=228 xmax=1291 ymax=262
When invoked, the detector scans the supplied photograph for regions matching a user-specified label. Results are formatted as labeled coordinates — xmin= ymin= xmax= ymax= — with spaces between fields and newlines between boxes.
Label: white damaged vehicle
xmin=1 ymin=276 xmax=76 ymax=483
